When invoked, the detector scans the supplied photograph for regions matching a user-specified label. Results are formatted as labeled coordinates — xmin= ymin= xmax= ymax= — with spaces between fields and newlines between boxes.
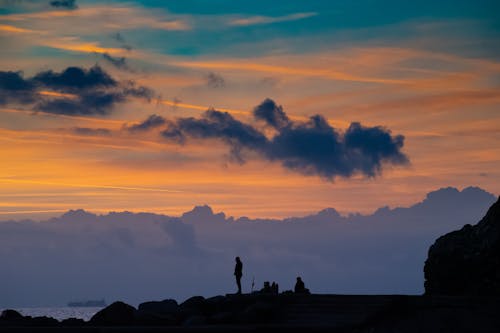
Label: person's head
xmin=297 ymin=276 xmax=302 ymax=281
xmin=236 ymin=256 xmax=240 ymax=262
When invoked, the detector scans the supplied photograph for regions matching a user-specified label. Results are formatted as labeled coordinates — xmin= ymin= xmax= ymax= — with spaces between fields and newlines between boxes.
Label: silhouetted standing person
xmin=234 ymin=256 xmax=243 ymax=294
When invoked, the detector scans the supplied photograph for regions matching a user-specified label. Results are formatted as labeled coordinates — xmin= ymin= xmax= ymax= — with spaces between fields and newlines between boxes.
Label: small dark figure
xmin=271 ymin=281 xmax=279 ymax=294
xmin=261 ymin=281 xmax=271 ymax=293
xmin=234 ymin=256 xmax=243 ymax=294
xmin=294 ymin=276 xmax=310 ymax=294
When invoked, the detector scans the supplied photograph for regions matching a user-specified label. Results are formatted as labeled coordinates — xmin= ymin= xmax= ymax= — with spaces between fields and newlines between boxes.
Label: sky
xmin=1 ymin=0 xmax=500 ymax=220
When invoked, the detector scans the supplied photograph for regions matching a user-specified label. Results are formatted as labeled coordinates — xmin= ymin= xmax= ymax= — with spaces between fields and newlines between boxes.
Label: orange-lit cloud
xmin=42 ymin=38 xmax=126 ymax=55
xmin=1 ymin=5 xmax=191 ymax=31
xmin=39 ymin=90 xmax=77 ymax=99
xmin=0 ymin=178 xmax=184 ymax=193
xmin=0 ymin=24 xmax=38 ymax=34
xmin=229 ymin=12 xmax=317 ymax=26
xmin=172 ymin=60 xmax=410 ymax=85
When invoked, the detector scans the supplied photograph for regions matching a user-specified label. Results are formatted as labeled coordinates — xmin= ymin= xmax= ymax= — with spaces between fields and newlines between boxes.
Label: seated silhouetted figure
xmin=260 ymin=281 xmax=279 ymax=295
xmin=294 ymin=276 xmax=310 ymax=294
xmin=261 ymin=281 xmax=272 ymax=294
xmin=271 ymin=281 xmax=279 ymax=295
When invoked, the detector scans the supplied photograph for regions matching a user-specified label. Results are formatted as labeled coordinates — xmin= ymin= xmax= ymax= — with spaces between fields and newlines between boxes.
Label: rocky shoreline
xmin=2 ymin=293 xmax=500 ymax=332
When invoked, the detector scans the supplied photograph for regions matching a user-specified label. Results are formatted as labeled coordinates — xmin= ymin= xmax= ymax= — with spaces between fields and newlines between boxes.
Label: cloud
xmin=111 ymin=32 xmax=133 ymax=51
xmin=32 ymin=66 xmax=116 ymax=92
xmin=112 ymin=32 xmax=126 ymax=44
xmin=344 ymin=122 xmax=408 ymax=175
xmin=160 ymin=99 xmax=409 ymax=179
xmin=0 ymin=187 xmax=495 ymax=307
xmin=161 ymin=108 xmax=268 ymax=163
xmin=205 ymin=72 xmax=225 ymax=88
xmin=229 ymin=12 xmax=317 ymax=27
xmin=0 ymin=65 xmax=154 ymax=116
xmin=49 ymin=0 xmax=78 ymax=10
xmin=36 ymin=91 xmax=125 ymax=115
xmin=253 ymin=98 xmax=290 ymax=130
xmin=0 ymin=71 xmax=37 ymax=105
xmin=122 ymin=82 xmax=155 ymax=101
xmin=72 ymin=127 xmax=112 ymax=136
xmin=127 ymin=114 xmax=166 ymax=132
xmin=101 ymin=52 xmax=130 ymax=71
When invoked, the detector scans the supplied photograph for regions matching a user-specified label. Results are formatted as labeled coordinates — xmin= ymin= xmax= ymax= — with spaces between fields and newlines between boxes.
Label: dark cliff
xmin=424 ymin=196 xmax=500 ymax=295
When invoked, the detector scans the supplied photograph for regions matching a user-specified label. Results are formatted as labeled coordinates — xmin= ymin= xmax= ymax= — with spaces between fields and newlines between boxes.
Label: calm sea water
xmin=3 ymin=307 xmax=103 ymax=321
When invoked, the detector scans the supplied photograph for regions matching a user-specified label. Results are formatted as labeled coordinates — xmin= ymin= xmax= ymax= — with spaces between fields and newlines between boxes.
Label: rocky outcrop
xmin=89 ymin=301 xmax=137 ymax=325
xmin=424 ymin=196 xmax=500 ymax=295
xmin=1 ymin=294 xmax=500 ymax=332
xmin=86 ymin=294 xmax=281 ymax=327
xmin=0 ymin=309 xmax=59 ymax=328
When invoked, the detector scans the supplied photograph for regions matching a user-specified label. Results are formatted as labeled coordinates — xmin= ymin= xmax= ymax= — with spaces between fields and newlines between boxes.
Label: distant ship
xmin=67 ymin=299 xmax=106 ymax=307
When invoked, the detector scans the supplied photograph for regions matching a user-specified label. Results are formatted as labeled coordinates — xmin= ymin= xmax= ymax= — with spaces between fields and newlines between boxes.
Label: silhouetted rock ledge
xmin=2 ymin=294 xmax=500 ymax=332
xmin=425 ymin=196 xmax=500 ymax=296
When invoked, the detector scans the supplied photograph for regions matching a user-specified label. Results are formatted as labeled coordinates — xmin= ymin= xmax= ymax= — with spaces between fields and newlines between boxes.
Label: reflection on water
xmin=4 ymin=307 xmax=103 ymax=321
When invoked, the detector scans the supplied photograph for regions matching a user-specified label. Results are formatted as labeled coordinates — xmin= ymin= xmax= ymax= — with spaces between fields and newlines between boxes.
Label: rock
xmin=209 ymin=311 xmax=234 ymax=324
xmin=178 ymin=295 xmax=206 ymax=319
xmin=60 ymin=317 xmax=85 ymax=326
xmin=180 ymin=295 xmax=205 ymax=309
xmin=0 ymin=309 xmax=24 ymax=321
xmin=31 ymin=316 xmax=59 ymax=326
xmin=205 ymin=295 xmax=225 ymax=305
xmin=89 ymin=301 xmax=137 ymax=325
xmin=238 ymin=301 xmax=277 ymax=323
xmin=204 ymin=295 xmax=227 ymax=315
xmin=183 ymin=315 xmax=207 ymax=326
xmin=424 ymin=196 xmax=500 ymax=295
xmin=0 ymin=309 xmax=29 ymax=326
xmin=0 ymin=311 xmax=59 ymax=327
xmin=138 ymin=299 xmax=178 ymax=315
xmin=134 ymin=310 xmax=176 ymax=326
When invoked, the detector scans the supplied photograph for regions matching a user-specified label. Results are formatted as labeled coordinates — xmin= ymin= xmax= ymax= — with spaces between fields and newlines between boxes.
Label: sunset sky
xmin=1 ymin=0 xmax=499 ymax=220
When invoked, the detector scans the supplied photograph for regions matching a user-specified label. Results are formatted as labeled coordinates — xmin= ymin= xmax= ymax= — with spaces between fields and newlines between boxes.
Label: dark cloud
xmin=122 ymin=81 xmax=155 ymax=101
xmin=0 ymin=71 xmax=37 ymax=105
xmin=112 ymin=32 xmax=133 ymax=51
xmin=113 ymin=32 xmax=126 ymax=43
xmin=32 ymin=66 xmax=116 ymax=92
xmin=267 ymin=116 xmax=409 ymax=178
xmin=344 ymin=122 xmax=408 ymax=176
xmin=0 ymin=65 xmax=155 ymax=116
xmin=160 ymin=99 xmax=409 ymax=179
xmin=72 ymin=127 xmax=112 ymax=136
xmin=101 ymin=53 xmax=130 ymax=71
xmin=162 ymin=108 xmax=267 ymax=163
xmin=205 ymin=72 xmax=225 ymax=88
xmin=49 ymin=0 xmax=77 ymax=10
xmin=253 ymin=98 xmax=290 ymax=129
xmin=266 ymin=114 xmax=349 ymax=178
xmin=127 ymin=114 xmax=166 ymax=132
xmin=36 ymin=91 xmax=125 ymax=116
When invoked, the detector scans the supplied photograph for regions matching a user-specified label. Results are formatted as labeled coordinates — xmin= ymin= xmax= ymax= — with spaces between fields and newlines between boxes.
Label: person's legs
xmin=236 ymin=276 xmax=242 ymax=294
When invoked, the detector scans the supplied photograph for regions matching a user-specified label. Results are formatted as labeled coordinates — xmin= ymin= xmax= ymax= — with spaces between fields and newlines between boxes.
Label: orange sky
xmin=1 ymin=1 xmax=499 ymax=219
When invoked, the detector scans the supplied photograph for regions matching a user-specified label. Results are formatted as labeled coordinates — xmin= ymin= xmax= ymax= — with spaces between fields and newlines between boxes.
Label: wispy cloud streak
xmin=229 ymin=12 xmax=317 ymax=26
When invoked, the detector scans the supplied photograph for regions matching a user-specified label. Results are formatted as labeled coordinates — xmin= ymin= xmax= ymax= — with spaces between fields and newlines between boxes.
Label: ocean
xmin=2 ymin=307 xmax=103 ymax=321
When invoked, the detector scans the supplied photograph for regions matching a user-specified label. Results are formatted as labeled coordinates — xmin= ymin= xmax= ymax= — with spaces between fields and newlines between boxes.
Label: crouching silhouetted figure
xmin=234 ymin=256 xmax=243 ymax=294
xmin=294 ymin=276 xmax=310 ymax=294
xmin=260 ymin=281 xmax=279 ymax=294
